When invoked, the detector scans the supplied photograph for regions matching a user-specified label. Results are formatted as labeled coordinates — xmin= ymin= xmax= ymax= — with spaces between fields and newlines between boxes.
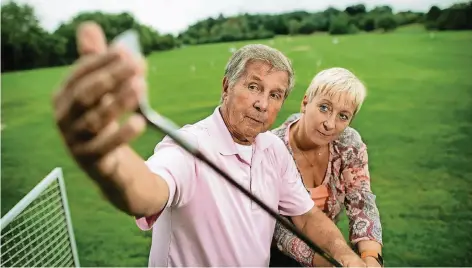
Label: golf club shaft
xmin=114 ymin=29 xmax=341 ymax=267
xmin=138 ymin=106 xmax=343 ymax=267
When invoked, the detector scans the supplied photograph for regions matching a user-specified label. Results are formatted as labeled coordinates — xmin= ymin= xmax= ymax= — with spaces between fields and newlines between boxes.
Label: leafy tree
xmin=377 ymin=14 xmax=398 ymax=32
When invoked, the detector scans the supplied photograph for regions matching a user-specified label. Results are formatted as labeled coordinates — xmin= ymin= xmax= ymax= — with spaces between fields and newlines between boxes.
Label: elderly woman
xmin=269 ymin=67 xmax=383 ymax=267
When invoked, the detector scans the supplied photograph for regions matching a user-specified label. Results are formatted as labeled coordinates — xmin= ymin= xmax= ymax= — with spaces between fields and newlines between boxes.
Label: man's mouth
xmin=246 ymin=116 xmax=264 ymax=124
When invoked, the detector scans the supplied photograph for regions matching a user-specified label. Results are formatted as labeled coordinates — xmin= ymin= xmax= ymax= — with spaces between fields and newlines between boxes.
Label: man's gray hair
xmin=223 ymin=44 xmax=295 ymax=99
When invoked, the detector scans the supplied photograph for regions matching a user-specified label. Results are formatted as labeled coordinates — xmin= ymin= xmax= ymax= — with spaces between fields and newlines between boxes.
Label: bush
xmin=424 ymin=6 xmax=442 ymax=30
xmin=298 ymin=18 xmax=318 ymax=34
xmin=362 ymin=17 xmax=376 ymax=32
xmin=426 ymin=6 xmax=442 ymax=22
xmin=348 ymin=24 xmax=360 ymax=34
xmin=376 ymin=14 xmax=398 ymax=32
xmin=395 ymin=12 xmax=423 ymax=26
xmin=329 ymin=14 xmax=350 ymax=35
xmin=288 ymin=19 xmax=301 ymax=35
xmin=436 ymin=3 xmax=472 ymax=30
xmin=425 ymin=21 xmax=438 ymax=30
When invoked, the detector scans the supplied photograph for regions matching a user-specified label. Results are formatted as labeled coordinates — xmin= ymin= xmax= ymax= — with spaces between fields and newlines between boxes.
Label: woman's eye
xmin=319 ymin=104 xmax=329 ymax=112
xmin=339 ymin=114 xmax=350 ymax=121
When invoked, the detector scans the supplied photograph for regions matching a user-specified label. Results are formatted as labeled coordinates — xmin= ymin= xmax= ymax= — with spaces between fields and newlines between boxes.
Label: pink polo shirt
xmin=136 ymin=107 xmax=314 ymax=267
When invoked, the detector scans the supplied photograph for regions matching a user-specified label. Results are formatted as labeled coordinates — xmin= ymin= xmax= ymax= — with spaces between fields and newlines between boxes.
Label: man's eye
xmin=271 ymin=93 xmax=282 ymax=100
xmin=248 ymin=84 xmax=258 ymax=90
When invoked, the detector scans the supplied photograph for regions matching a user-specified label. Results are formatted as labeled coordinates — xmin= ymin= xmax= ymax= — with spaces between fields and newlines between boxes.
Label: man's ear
xmin=301 ymin=95 xmax=309 ymax=113
xmin=222 ymin=77 xmax=229 ymax=99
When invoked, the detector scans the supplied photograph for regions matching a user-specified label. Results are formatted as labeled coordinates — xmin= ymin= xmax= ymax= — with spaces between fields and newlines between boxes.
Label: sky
xmin=9 ymin=0 xmax=464 ymax=35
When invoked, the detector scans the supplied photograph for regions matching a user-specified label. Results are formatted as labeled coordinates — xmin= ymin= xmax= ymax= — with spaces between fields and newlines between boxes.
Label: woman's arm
xmin=343 ymin=144 xmax=384 ymax=264
xmin=273 ymin=219 xmax=315 ymax=267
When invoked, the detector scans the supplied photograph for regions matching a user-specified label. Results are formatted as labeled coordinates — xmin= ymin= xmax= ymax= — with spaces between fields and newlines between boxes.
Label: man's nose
xmin=254 ymin=95 xmax=269 ymax=112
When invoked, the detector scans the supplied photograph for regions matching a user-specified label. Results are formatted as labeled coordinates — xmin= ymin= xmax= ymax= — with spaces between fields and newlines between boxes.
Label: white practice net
xmin=1 ymin=168 xmax=80 ymax=267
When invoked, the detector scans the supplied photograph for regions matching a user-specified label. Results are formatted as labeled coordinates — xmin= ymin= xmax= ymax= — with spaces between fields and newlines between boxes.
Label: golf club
xmin=113 ymin=30 xmax=344 ymax=268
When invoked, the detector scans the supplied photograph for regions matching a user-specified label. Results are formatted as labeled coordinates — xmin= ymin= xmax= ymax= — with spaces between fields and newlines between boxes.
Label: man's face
xmin=221 ymin=60 xmax=289 ymax=144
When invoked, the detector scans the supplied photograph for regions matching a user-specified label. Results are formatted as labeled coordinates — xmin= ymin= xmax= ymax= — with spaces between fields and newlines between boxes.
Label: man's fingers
xmin=71 ymin=77 xmax=145 ymax=135
xmin=72 ymin=55 xmax=139 ymax=109
xmin=56 ymin=53 xmax=140 ymax=132
xmin=53 ymin=50 xmax=121 ymax=123
xmin=61 ymin=50 xmax=121 ymax=94
xmin=72 ymin=114 xmax=146 ymax=158
xmin=55 ymin=21 xmax=110 ymax=107
xmin=77 ymin=21 xmax=107 ymax=56
xmin=53 ymin=22 xmax=149 ymax=162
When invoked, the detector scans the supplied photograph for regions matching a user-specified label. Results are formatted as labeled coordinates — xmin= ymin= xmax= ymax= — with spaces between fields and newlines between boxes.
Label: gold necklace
xmin=290 ymin=140 xmax=326 ymax=167
xmin=289 ymin=125 xmax=326 ymax=167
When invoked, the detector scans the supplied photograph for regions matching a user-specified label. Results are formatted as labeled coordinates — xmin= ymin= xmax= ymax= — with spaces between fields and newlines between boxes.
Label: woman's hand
xmin=363 ymin=256 xmax=382 ymax=267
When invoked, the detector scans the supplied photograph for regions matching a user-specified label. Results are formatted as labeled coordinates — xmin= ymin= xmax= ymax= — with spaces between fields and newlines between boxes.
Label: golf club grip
xmin=143 ymin=119 xmax=343 ymax=267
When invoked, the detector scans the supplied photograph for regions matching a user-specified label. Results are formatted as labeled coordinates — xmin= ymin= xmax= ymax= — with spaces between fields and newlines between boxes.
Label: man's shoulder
xmin=271 ymin=113 xmax=300 ymax=141
xmin=259 ymin=130 xmax=287 ymax=149
xmin=155 ymin=115 xmax=213 ymax=151
xmin=179 ymin=119 xmax=210 ymax=137
xmin=271 ymin=126 xmax=286 ymax=142
xmin=258 ymin=131 xmax=292 ymax=167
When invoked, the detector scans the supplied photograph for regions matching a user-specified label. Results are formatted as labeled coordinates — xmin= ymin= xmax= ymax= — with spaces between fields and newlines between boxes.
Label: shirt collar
xmin=207 ymin=106 xmax=274 ymax=155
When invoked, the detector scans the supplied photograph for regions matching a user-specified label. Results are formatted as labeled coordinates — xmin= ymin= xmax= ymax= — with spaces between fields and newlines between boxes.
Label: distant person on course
xmin=269 ymin=68 xmax=384 ymax=267
xmin=51 ymin=21 xmax=367 ymax=267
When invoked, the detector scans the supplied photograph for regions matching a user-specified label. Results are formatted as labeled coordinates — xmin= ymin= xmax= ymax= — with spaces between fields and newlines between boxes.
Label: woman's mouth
xmin=317 ymin=130 xmax=330 ymax=137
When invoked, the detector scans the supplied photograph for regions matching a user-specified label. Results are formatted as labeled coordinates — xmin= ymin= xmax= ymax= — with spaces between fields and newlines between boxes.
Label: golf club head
xmin=111 ymin=30 xmax=142 ymax=57
xmin=111 ymin=31 xmax=156 ymax=120
xmin=111 ymin=29 xmax=148 ymax=113
xmin=111 ymin=30 xmax=198 ymax=153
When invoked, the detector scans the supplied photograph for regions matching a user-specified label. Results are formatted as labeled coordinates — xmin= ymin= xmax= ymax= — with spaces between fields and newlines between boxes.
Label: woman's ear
xmin=300 ymin=95 xmax=309 ymax=113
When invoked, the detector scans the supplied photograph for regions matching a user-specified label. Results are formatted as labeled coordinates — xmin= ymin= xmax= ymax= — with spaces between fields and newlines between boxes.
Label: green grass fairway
xmin=2 ymin=28 xmax=472 ymax=266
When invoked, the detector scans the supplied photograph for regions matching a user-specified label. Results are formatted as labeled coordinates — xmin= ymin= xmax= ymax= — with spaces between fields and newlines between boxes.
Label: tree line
xmin=1 ymin=1 xmax=177 ymax=72
xmin=2 ymin=1 xmax=471 ymax=72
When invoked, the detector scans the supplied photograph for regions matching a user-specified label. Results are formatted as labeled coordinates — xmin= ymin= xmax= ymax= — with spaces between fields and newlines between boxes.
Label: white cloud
xmin=10 ymin=0 xmax=464 ymax=35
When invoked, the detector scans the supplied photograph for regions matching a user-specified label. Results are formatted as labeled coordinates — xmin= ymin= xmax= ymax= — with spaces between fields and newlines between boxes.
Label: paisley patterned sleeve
xmin=342 ymin=144 xmax=383 ymax=245
xmin=273 ymin=219 xmax=315 ymax=267
xmin=271 ymin=112 xmax=316 ymax=266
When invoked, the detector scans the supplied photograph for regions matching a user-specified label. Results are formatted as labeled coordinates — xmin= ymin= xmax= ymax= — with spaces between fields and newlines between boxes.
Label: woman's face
xmin=301 ymin=92 xmax=357 ymax=146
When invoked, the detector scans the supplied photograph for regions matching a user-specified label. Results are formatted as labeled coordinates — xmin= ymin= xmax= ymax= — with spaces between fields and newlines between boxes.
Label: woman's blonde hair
xmin=305 ymin=67 xmax=367 ymax=115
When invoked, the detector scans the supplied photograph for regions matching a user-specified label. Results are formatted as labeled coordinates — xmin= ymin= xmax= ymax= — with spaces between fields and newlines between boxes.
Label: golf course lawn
xmin=2 ymin=26 xmax=471 ymax=266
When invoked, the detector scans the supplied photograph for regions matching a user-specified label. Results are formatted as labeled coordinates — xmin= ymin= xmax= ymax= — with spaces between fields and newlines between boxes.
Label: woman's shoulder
xmin=271 ymin=113 xmax=301 ymax=141
xmin=333 ymin=127 xmax=369 ymax=170
xmin=335 ymin=126 xmax=366 ymax=152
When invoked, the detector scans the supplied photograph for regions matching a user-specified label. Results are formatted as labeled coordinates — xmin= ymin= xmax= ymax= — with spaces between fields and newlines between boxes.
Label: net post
xmin=56 ymin=167 xmax=81 ymax=267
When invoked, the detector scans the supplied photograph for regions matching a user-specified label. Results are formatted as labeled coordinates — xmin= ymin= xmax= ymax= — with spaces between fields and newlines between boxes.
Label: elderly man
xmin=52 ymin=22 xmax=365 ymax=267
